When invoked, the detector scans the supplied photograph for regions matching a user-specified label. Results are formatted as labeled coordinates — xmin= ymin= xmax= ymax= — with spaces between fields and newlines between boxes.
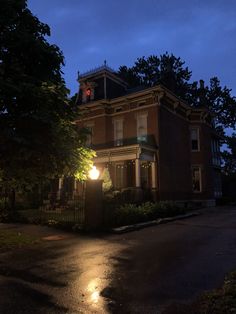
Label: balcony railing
xmin=90 ymin=135 xmax=157 ymax=150
xmin=78 ymin=64 xmax=115 ymax=79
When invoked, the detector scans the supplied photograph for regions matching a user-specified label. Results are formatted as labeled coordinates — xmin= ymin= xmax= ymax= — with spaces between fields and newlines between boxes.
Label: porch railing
xmin=91 ymin=135 xmax=157 ymax=150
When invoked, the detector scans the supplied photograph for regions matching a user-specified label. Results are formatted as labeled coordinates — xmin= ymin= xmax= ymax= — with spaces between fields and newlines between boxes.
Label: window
xmin=86 ymin=88 xmax=91 ymax=102
xmin=191 ymin=128 xmax=200 ymax=151
xmin=115 ymin=107 xmax=122 ymax=113
xmin=82 ymin=85 xmax=95 ymax=103
xmin=211 ymin=139 xmax=221 ymax=166
xmin=137 ymin=113 xmax=147 ymax=142
xmin=85 ymin=125 xmax=93 ymax=147
xmin=192 ymin=166 xmax=201 ymax=192
xmin=114 ymin=119 xmax=123 ymax=146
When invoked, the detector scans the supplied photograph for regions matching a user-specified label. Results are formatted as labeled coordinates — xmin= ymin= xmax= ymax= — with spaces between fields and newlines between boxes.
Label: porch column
xmin=151 ymin=161 xmax=157 ymax=189
xmin=135 ymin=158 xmax=141 ymax=188
xmin=57 ymin=177 xmax=63 ymax=200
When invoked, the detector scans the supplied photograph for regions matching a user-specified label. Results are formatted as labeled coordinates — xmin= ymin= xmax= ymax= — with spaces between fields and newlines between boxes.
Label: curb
xmin=111 ymin=212 xmax=200 ymax=234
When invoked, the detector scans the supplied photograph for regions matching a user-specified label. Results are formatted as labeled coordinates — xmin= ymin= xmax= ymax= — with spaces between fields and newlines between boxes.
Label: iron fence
xmin=17 ymin=199 xmax=85 ymax=227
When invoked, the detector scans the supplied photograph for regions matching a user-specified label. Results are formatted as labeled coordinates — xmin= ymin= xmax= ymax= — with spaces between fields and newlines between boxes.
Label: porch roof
xmin=94 ymin=143 xmax=157 ymax=163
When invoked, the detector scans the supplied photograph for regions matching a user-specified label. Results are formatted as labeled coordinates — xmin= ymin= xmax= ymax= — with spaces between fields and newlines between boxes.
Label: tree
xmin=100 ymin=168 xmax=112 ymax=192
xmin=222 ymin=134 xmax=236 ymax=175
xmin=203 ymin=77 xmax=236 ymax=130
xmin=118 ymin=53 xmax=236 ymax=131
xmin=119 ymin=53 xmax=193 ymax=102
xmin=0 ymin=0 xmax=94 ymax=208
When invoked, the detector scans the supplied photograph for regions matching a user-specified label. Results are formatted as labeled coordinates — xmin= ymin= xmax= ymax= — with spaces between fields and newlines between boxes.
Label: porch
xmin=94 ymin=142 xmax=158 ymax=200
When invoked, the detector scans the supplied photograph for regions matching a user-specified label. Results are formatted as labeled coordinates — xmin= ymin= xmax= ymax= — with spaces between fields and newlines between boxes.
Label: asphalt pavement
xmin=1 ymin=206 xmax=236 ymax=314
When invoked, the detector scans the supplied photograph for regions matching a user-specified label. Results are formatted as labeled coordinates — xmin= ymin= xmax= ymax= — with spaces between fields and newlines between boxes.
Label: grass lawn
xmin=164 ymin=271 xmax=236 ymax=314
xmin=0 ymin=229 xmax=40 ymax=249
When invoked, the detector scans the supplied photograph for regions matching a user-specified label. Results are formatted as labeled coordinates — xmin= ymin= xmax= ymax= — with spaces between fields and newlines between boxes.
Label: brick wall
xmin=158 ymin=105 xmax=192 ymax=200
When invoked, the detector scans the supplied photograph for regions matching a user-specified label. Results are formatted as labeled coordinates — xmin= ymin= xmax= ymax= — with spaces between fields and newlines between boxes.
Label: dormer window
xmin=86 ymin=88 xmax=91 ymax=102
xmin=80 ymin=82 xmax=96 ymax=103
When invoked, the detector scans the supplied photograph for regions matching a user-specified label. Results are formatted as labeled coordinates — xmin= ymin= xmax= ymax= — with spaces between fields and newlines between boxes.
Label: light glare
xmin=89 ymin=166 xmax=100 ymax=180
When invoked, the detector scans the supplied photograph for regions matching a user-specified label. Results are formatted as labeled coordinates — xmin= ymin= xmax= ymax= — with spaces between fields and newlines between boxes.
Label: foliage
xmin=105 ymin=201 xmax=186 ymax=227
xmin=201 ymin=77 xmax=236 ymax=130
xmin=222 ymin=134 xmax=236 ymax=175
xmin=74 ymin=147 xmax=96 ymax=181
xmin=0 ymin=0 xmax=94 ymax=203
xmin=100 ymin=168 xmax=113 ymax=192
xmin=119 ymin=53 xmax=193 ymax=102
xmin=163 ymin=271 xmax=236 ymax=313
xmin=118 ymin=53 xmax=236 ymax=131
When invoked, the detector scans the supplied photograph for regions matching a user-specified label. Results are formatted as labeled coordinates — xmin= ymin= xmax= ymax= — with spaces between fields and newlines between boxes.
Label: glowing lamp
xmin=89 ymin=166 xmax=100 ymax=180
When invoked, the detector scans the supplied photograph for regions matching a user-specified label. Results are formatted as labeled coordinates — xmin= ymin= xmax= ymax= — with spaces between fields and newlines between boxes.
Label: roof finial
xmin=104 ymin=60 xmax=107 ymax=66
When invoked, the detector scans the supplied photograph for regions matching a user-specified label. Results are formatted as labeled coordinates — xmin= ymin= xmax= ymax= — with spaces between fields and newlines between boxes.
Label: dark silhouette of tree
xmin=0 ymin=0 xmax=94 ymax=208
xmin=118 ymin=53 xmax=236 ymax=130
xmin=222 ymin=134 xmax=236 ymax=175
xmin=119 ymin=53 xmax=193 ymax=101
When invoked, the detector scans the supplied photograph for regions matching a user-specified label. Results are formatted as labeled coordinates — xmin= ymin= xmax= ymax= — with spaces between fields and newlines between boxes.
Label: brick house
xmin=75 ymin=64 xmax=222 ymax=206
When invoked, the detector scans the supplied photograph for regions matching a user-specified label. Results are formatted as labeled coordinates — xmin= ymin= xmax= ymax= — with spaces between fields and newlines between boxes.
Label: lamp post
xmin=84 ymin=165 xmax=103 ymax=231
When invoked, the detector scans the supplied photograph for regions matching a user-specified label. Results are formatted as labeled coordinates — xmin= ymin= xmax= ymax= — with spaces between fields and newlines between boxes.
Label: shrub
xmin=153 ymin=201 xmax=186 ymax=218
xmin=105 ymin=201 xmax=187 ymax=227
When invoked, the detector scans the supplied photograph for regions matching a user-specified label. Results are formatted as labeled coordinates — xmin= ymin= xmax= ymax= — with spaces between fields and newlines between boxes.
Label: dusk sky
xmin=28 ymin=0 xmax=236 ymax=97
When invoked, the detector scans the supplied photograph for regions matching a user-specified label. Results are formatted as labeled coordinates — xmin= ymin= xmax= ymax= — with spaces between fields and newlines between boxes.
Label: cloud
xmin=28 ymin=0 xmax=236 ymax=95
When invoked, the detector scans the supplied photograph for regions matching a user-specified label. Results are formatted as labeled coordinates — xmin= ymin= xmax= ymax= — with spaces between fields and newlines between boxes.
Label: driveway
xmin=0 ymin=206 xmax=236 ymax=313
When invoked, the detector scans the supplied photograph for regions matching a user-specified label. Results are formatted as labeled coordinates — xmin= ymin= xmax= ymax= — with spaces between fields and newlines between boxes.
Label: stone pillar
xmin=84 ymin=180 xmax=103 ymax=231
xmin=135 ymin=158 xmax=141 ymax=188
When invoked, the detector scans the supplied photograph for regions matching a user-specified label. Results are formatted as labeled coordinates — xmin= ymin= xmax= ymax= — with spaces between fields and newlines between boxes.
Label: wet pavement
xmin=1 ymin=206 xmax=236 ymax=313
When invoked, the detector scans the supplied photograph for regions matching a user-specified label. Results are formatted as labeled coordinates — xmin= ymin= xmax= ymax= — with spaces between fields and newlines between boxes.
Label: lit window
xmin=114 ymin=119 xmax=123 ymax=146
xmin=192 ymin=166 xmax=201 ymax=192
xmin=191 ymin=128 xmax=200 ymax=151
xmin=86 ymin=88 xmax=91 ymax=96
xmin=137 ymin=114 xmax=147 ymax=142
xmin=86 ymin=88 xmax=91 ymax=102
